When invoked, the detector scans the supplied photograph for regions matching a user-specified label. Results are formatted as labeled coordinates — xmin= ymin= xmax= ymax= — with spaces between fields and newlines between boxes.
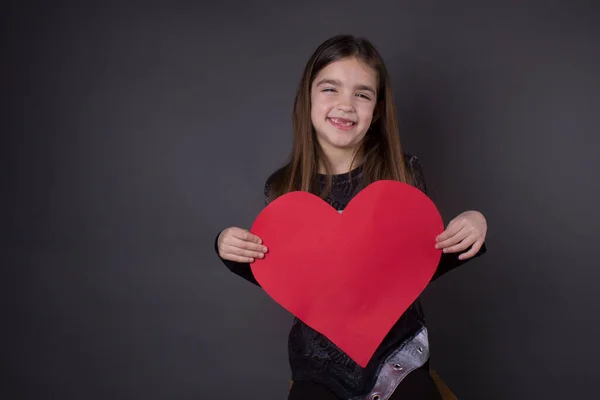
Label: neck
xmin=318 ymin=146 xmax=363 ymax=175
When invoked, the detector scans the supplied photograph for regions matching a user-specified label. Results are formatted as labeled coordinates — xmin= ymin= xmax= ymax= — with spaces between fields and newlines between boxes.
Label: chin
xmin=325 ymin=137 xmax=362 ymax=151
xmin=332 ymin=140 xmax=359 ymax=149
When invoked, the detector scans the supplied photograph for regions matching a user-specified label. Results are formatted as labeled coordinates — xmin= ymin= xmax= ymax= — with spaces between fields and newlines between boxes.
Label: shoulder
xmin=263 ymin=165 xmax=288 ymax=204
xmin=265 ymin=166 xmax=286 ymax=185
xmin=403 ymin=153 xmax=421 ymax=169
xmin=264 ymin=166 xmax=287 ymax=192
xmin=402 ymin=153 xmax=427 ymax=193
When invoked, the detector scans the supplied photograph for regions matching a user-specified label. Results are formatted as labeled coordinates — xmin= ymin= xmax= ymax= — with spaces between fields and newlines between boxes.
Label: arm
xmin=432 ymin=241 xmax=487 ymax=281
xmin=214 ymin=232 xmax=260 ymax=286
xmin=406 ymin=155 xmax=487 ymax=282
xmin=214 ymin=179 xmax=272 ymax=287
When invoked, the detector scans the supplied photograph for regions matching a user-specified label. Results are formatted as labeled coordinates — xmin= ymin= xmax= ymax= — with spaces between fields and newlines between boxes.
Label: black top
xmin=215 ymin=155 xmax=487 ymax=398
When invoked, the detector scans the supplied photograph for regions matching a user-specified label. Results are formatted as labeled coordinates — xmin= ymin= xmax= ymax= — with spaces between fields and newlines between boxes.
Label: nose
xmin=336 ymin=97 xmax=355 ymax=113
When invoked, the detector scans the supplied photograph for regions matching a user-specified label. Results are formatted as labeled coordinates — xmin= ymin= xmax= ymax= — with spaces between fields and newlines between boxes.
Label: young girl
xmin=215 ymin=35 xmax=487 ymax=400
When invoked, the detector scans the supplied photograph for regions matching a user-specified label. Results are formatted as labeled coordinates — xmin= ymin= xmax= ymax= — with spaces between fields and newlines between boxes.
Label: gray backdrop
xmin=3 ymin=1 xmax=599 ymax=399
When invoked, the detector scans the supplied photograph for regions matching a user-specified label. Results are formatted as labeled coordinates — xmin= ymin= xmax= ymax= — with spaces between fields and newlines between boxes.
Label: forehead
xmin=313 ymin=58 xmax=378 ymax=87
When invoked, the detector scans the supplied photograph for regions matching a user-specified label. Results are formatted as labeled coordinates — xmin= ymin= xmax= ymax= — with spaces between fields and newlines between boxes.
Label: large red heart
xmin=249 ymin=180 xmax=443 ymax=367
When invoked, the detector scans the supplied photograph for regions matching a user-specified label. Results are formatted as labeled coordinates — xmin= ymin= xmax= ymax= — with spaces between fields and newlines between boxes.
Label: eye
xmin=356 ymin=93 xmax=371 ymax=100
xmin=322 ymin=87 xmax=336 ymax=93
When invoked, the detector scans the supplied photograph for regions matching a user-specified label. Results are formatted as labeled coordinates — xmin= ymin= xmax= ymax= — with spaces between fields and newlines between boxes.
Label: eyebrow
xmin=315 ymin=78 xmax=377 ymax=95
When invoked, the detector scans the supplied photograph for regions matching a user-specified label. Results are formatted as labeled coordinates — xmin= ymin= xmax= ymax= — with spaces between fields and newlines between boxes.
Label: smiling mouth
xmin=328 ymin=117 xmax=356 ymax=129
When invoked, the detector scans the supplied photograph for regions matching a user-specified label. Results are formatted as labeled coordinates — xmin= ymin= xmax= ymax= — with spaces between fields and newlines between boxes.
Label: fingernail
xmin=258 ymin=254 xmax=264 ymax=258
xmin=263 ymin=246 xmax=268 ymax=253
xmin=258 ymin=239 xmax=262 ymax=244
xmin=249 ymin=258 xmax=254 ymax=262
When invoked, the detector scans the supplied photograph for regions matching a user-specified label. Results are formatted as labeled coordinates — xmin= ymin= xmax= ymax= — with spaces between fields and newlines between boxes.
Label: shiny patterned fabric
xmin=351 ymin=326 xmax=431 ymax=400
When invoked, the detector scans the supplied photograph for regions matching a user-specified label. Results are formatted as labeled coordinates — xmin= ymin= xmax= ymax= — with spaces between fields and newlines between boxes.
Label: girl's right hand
xmin=217 ymin=227 xmax=268 ymax=263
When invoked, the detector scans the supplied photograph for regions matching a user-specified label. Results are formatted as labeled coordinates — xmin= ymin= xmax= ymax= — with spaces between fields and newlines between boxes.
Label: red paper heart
xmin=250 ymin=180 xmax=443 ymax=367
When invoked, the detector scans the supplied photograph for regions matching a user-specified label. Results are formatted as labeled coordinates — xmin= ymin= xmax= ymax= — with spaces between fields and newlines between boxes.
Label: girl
xmin=215 ymin=35 xmax=487 ymax=400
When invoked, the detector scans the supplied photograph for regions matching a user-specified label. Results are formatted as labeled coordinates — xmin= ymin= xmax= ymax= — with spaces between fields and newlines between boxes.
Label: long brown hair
xmin=268 ymin=34 xmax=415 ymax=201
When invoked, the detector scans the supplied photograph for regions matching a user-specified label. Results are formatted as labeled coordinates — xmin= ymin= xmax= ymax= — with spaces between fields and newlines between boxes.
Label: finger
xmin=227 ymin=245 xmax=266 ymax=260
xmin=436 ymin=227 xmax=469 ymax=249
xmin=228 ymin=237 xmax=268 ymax=253
xmin=458 ymin=240 xmax=483 ymax=260
xmin=442 ymin=234 xmax=477 ymax=254
xmin=436 ymin=220 xmax=464 ymax=242
xmin=231 ymin=228 xmax=263 ymax=244
xmin=222 ymin=253 xmax=255 ymax=263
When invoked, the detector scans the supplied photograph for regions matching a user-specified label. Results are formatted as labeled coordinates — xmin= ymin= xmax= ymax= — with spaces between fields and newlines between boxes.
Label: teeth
xmin=330 ymin=118 xmax=355 ymax=126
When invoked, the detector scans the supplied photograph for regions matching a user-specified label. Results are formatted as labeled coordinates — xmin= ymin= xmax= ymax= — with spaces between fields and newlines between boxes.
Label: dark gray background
xmin=2 ymin=1 xmax=599 ymax=399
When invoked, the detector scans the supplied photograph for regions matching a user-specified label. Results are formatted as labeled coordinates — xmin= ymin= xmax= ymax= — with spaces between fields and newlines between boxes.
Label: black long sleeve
xmin=213 ymin=179 xmax=274 ymax=286
xmin=214 ymin=157 xmax=488 ymax=398
xmin=406 ymin=155 xmax=488 ymax=282
xmin=432 ymin=242 xmax=487 ymax=281
xmin=214 ymin=232 xmax=260 ymax=286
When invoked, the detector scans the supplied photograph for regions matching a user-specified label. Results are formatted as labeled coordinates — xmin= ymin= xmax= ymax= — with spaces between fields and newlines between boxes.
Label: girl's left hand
xmin=435 ymin=210 xmax=487 ymax=260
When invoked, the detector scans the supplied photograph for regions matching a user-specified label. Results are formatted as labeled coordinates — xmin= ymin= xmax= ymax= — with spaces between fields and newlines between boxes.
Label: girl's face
xmin=310 ymin=57 xmax=378 ymax=160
